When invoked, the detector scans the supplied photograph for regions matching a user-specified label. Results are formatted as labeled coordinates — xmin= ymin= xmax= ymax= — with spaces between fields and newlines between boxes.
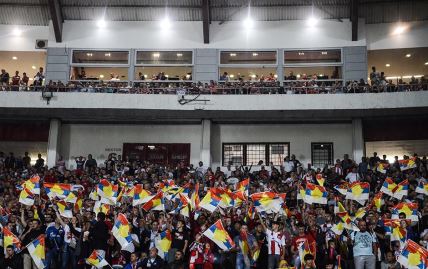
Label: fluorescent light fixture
xmin=252 ymin=53 xmax=258 ymax=56
xmin=385 ymin=64 xmax=391 ymax=67
xmin=243 ymin=17 xmax=254 ymax=29
xmin=298 ymin=52 xmax=305 ymax=56
xmin=386 ymin=75 xmax=423 ymax=79
xmin=230 ymin=53 xmax=237 ymax=57
xmin=185 ymin=74 xmax=191 ymax=79
xmin=148 ymin=145 xmax=155 ymax=149
xmin=250 ymin=74 xmax=256 ymax=78
xmin=86 ymin=53 xmax=93 ymax=57
xmin=12 ymin=56 xmax=17 ymax=60
xmin=425 ymin=62 xmax=428 ymax=65
xmin=296 ymin=74 xmax=301 ymax=78
xmin=176 ymin=53 xmax=183 ymax=57
xmin=307 ymin=16 xmax=319 ymax=27
xmin=321 ymin=51 xmax=328 ymax=55
xmin=165 ymin=74 xmax=169 ymax=78
xmin=96 ymin=19 xmax=106 ymax=28
xmin=230 ymin=74 xmax=235 ymax=78
xmin=161 ymin=17 xmax=171 ymax=30
xmin=31 ymin=65 xmax=36 ymax=69
xmin=274 ymin=74 xmax=278 ymax=78
xmin=144 ymin=74 xmax=148 ymax=78
xmin=405 ymin=54 xmax=411 ymax=58
xmin=153 ymin=53 xmax=160 ymax=57
xmin=105 ymin=53 xmax=111 ymax=57
xmin=99 ymin=74 xmax=104 ymax=78
xmin=12 ymin=28 xmax=22 ymax=36
xmin=29 ymin=78 xmax=33 ymax=81
xmin=393 ymin=25 xmax=406 ymax=35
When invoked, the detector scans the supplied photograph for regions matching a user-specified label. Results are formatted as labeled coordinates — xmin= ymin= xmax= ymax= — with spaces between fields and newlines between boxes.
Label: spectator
xmin=84 ymin=154 xmax=97 ymax=171
xmin=1 ymin=69 xmax=10 ymax=86
xmin=34 ymin=67 xmax=44 ymax=86
xmin=89 ymin=212 xmax=109 ymax=258
xmin=22 ymin=152 xmax=31 ymax=167
xmin=4 ymin=245 xmax=23 ymax=269
xmin=11 ymin=71 xmax=20 ymax=91
xmin=169 ymin=250 xmax=187 ymax=269
xmin=34 ymin=153 xmax=45 ymax=170
xmin=140 ymin=247 xmax=164 ymax=269
xmin=370 ymin=66 xmax=380 ymax=86
xmin=348 ymin=220 xmax=377 ymax=269
xmin=124 ymin=252 xmax=142 ymax=269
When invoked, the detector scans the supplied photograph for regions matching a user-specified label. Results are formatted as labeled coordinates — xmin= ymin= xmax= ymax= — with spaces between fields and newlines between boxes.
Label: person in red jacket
xmin=189 ymin=233 xmax=204 ymax=269
xmin=203 ymin=242 xmax=215 ymax=269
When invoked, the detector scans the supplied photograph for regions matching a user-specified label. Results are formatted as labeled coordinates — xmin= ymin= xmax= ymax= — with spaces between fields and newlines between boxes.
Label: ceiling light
xmin=405 ymin=54 xmax=411 ymax=58
xmin=31 ymin=65 xmax=36 ymax=69
xmin=96 ymin=19 xmax=106 ymax=28
xmin=86 ymin=53 xmax=93 ymax=57
xmin=425 ymin=62 xmax=428 ymax=65
xmin=321 ymin=51 xmax=328 ymax=55
xmin=230 ymin=74 xmax=235 ymax=78
xmin=274 ymin=74 xmax=278 ymax=78
xmin=12 ymin=56 xmax=17 ymax=60
xmin=144 ymin=74 xmax=148 ymax=78
xmin=105 ymin=53 xmax=111 ymax=57
xmin=230 ymin=53 xmax=237 ymax=57
xmin=153 ymin=53 xmax=160 ymax=58
xmin=385 ymin=64 xmax=391 ymax=67
xmin=161 ymin=17 xmax=171 ymax=30
xmin=12 ymin=28 xmax=22 ymax=36
xmin=393 ymin=25 xmax=406 ymax=35
xmin=296 ymin=74 xmax=301 ymax=78
xmin=99 ymin=74 xmax=104 ymax=78
xmin=176 ymin=53 xmax=183 ymax=57
xmin=250 ymin=74 xmax=256 ymax=78
xmin=298 ymin=52 xmax=305 ymax=56
xmin=243 ymin=17 xmax=254 ymax=29
xmin=307 ymin=17 xmax=319 ymax=27
xmin=252 ymin=53 xmax=258 ymax=56
xmin=165 ymin=74 xmax=169 ymax=78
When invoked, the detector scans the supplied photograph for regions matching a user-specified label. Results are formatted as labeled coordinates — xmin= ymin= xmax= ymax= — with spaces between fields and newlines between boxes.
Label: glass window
xmin=72 ymin=50 xmax=129 ymax=65
xmin=284 ymin=66 xmax=342 ymax=80
xmin=284 ymin=49 xmax=341 ymax=64
xmin=223 ymin=144 xmax=244 ymax=166
xmin=136 ymin=51 xmax=193 ymax=65
xmin=135 ymin=66 xmax=192 ymax=81
xmin=269 ymin=144 xmax=289 ymax=165
xmin=70 ymin=67 xmax=129 ymax=80
xmin=311 ymin=143 xmax=334 ymax=168
xmin=219 ymin=67 xmax=277 ymax=81
xmin=220 ymin=51 xmax=277 ymax=65
xmin=246 ymin=144 xmax=266 ymax=166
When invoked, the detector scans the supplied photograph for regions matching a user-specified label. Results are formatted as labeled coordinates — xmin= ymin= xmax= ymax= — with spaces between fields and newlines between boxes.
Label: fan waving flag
xmin=397 ymin=240 xmax=428 ymax=269
xmin=236 ymin=178 xmax=250 ymax=196
xmin=112 ymin=213 xmax=133 ymax=250
xmin=304 ymin=183 xmax=328 ymax=204
xmin=316 ymin=174 xmax=325 ymax=187
xmin=190 ymin=182 xmax=200 ymax=209
xmin=132 ymin=184 xmax=152 ymax=206
xmin=376 ymin=163 xmax=389 ymax=174
xmin=23 ymin=175 xmax=41 ymax=195
xmin=27 ymin=235 xmax=47 ymax=269
xmin=3 ymin=227 xmax=22 ymax=254
xmin=346 ymin=182 xmax=369 ymax=204
xmin=97 ymin=179 xmax=119 ymax=205
xmin=250 ymin=192 xmax=282 ymax=213
xmin=380 ymin=178 xmax=397 ymax=197
xmin=86 ymin=249 xmax=110 ymax=268
xmin=93 ymin=201 xmax=110 ymax=215
xmin=384 ymin=219 xmax=408 ymax=246
xmin=381 ymin=178 xmax=409 ymax=200
xmin=416 ymin=181 xmax=428 ymax=196
xmin=57 ymin=200 xmax=73 ymax=219
xmin=334 ymin=183 xmax=349 ymax=196
xmin=19 ymin=188 xmax=35 ymax=206
xmin=203 ymin=220 xmax=235 ymax=251
xmin=44 ymin=183 xmax=71 ymax=199
xmin=371 ymin=192 xmax=384 ymax=212
xmin=155 ymin=229 xmax=172 ymax=259
xmin=399 ymin=158 xmax=417 ymax=171
xmin=392 ymin=202 xmax=419 ymax=222
xmin=335 ymin=202 xmax=359 ymax=231
xmin=199 ymin=190 xmax=222 ymax=213
xmin=142 ymin=192 xmax=164 ymax=212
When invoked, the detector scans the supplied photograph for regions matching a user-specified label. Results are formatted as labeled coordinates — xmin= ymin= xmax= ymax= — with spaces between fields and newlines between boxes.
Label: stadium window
xmin=284 ymin=66 xmax=342 ymax=80
xmin=284 ymin=49 xmax=342 ymax=64
xmin=222 ymin=143 xmax=290 ymax=166
xmin=220 ymin=51 xmax=277 ymax=65
xmin=311 ymin=143 xmax=334 ymax=169
xmin=135 ymin=51 xmax=193 ymax=82
xmin=218 ymin=67 xmax=277 ymax=81
xmin=70 ymin=66 xmax=129 ymax=81
xmin=71 ymin=50 xmax=130 ymax=65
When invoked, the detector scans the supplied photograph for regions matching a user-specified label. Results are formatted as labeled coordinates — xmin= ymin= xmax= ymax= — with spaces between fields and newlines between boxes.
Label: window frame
xmin=218 ymin=49 xmax=279 ymax=67
xmin=283 ymin=48 xmax=343 ymax=67
xmin=311 ymin=142 xmax=334 ymax=168
xmin=222 ymin=142 xmax=290 ymax=166
xmin=70 ymin=49 xmax=131 ymax=67
xmin=134 ymin=49 xmax=195 ymax=66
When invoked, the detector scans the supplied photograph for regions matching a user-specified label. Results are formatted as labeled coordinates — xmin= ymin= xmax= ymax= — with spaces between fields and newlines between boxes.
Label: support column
xmin=277 ymin=49 xmax=284 ymax=86
xmin=200 ymin=119 xmax=212 ymax=167
xmin=128 ymin=49 xmax=136 ymax=85
xmin=47 ymin=119 xmax=61 ymax=168
xmin=352 ymin=118 xmax=364 ymax=162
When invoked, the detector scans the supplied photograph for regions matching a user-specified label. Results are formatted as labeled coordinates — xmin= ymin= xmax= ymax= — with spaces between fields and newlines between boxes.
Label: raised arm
xmin=257 ymin=212 xmax=267 ymax=232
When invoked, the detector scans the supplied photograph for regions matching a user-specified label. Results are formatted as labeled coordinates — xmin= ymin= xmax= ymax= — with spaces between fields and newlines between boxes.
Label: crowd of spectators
xmin=0 ymin=148 xmax=427 ymax=269
xmin=0 ymin=67 xmax=45 ymax=90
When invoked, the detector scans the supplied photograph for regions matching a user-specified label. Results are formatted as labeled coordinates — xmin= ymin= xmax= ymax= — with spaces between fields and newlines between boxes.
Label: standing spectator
xmin=169 ymin=250 xmax=186 ymax=269
xmin=4 ymin=245 xmax=23 ymax=269
xmin=84 ymin=154 xmax=97 ymax=171
xmin=11 ymin=71 xmax=20 ymax=91
xmin=34 ymin=154 xmax=44 ymax=170
xmin=89 ymin=212 xmax=109 ymax=258
xmin=75 ymin=156 xmax=86 ymax=170
xmin=370 ymin=66 xmax=380 ymax=86
xmin=1 ymin=69 xmax=10 ymax=86
xmin=124 ymin=252 xmax=142 ymax=269
xmin=140 ymin=247 xmax=164 ymax=269
xmin=345 ymin=167 xmax=360 ymax=183
xmin=282 ymin=156 xmax=294 ymax=175
xmin=5 ymin=152 xmax=16 ymax=169
xmin=34 ymin=67 xmax=44 ymax=86
xmin=348 ymin=220 xmax=377 ymax=269
xmin=168 ymin=219 xmax=189 ymax=264
xmin=21 ymin=72 xmax=29 ymax=87
xmin=234 ymin=223 xmax=258 ymax=269
xmin=22 ymin=152 xmax=31 ymax=168
xmin=20 ymin=217 xmax=46 ymax=269
xmin=258 ymin=215 xmax=285 ymax=269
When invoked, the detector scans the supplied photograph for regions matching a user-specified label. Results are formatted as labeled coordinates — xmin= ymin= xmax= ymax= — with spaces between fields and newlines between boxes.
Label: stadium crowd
xmin=0 ymin=150 xmax=427 ymax=269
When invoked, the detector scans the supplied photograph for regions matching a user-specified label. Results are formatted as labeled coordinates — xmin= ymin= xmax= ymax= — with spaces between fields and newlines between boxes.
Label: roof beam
xmin=202 ymin=0 xmax=210 ymax=44
xmin=351 ymin=0 xmax=359 ymax=41
xmin=48 ymin=0 xmax=63 ymax=42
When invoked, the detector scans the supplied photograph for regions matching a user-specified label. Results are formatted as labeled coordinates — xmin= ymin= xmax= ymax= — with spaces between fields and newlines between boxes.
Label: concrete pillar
xmin=352 ymin=118 xmax=364 ymax=162
xmin=47 ymin=119 xmax=61 ymax=168
xmin=277 ymin=49 xmax=284 ymax=86
xmin=200 ymin=119 xmax=212 ymax=166
xmin=128 ymin=49 xmax=136 ymax=85
xmin=194 ymin=49 xmax=218 ymax=83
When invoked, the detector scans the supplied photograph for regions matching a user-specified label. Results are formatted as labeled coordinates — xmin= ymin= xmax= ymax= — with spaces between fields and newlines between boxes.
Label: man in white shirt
xmin=282 ymin=156 xmax=294 ymax=174
xmin=345 ymin=167 xmax=360 ymax=183
xmin=258 ymin=214 xmax=286 ymax=269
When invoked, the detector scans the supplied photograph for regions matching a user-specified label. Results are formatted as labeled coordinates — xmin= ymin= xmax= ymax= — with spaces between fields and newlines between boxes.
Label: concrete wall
xmin=46 ymin=47 xmax=70 ymax=82
xmin=194 ymin=49 xmax=218 ymax=82
xmin=343 ymin=46 xmax=368 ymax=81
xmin=60 ymin=124 xmax=203 ymax=169
xmin=211 ymin=123 xmax=353 ymax=168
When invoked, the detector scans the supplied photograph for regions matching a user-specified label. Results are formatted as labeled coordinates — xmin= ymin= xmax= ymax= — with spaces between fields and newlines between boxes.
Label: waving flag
xmin=236 ymin=178 xmax=250 ymax=196
xmin=57 ymin=200 xmax=73 ymax=219
xmin=331 ymin=222 xmax=345 ymax=235
xmin=142 ymin=192 xmax=164 ymax=212
xmin=44 ymin=183 xmax=71 ymax=199
xmin=392 ymin=202 xmax=419 ymax=222
xmin=381 ymin=178 xmax=397 ymax=197
xmin=112 ymin=213 xmax=133 ymax=249
xmin=250 ymin=192 xmax=282 ymax=213
xmin=23 ymin=175 xmax=41 ymax=195
xmin=97 ymin=179 xmax=119 ymax=205
xmin=27 ymin=235 xmax=46 ymax=269
xmin=19 ymin=188 xmax=35 ymax=206
xmin=239 ymin=231 xmax=252 ymax=266
xmin=64 ymin=191 xmax=78 ymax=204
xmin=334 ymin=183 xmax=349 ymax=196
xmin=86 ymin=250 xmax=110 ymax=268
xmin=397 ymin=240 xmax=428 ymax=269
xmin=399 ymin=158 xmax=417 ymax=171
xmin=352 ymin=206 xmax=368 ymax=221
xmin=384 ymin=219 xmax=407 ymax=246
xmin=298 ymin=240 xmax=315 ymax=267
xmin=156 ymin=229 xmax=172 ymax=259
xmin=3 ymin=227 xmax=21 ymax=254
xmin=376 ymin=163 xmax=389 ymax=174
xmin=199 ymin=190 xmax=222 ymax=213
xmin=336 ymin=202 xmax=359 ymax=231
xmin=304 ymin=183 xmax=328 ymax=204
xmin=89 ymin=188 xmax=98 ymax=201
xmin=203 ymin=220 xmax=235 ymax=251
xmin=416 ymin=181 xmax=428 ymax=196
xmin=93 ymin=201 xmax=110 ymax=215
xmin=381 ymin=178 xmax=409 ymax=200
xmin=346 ymin=182 xmax=369 ymax=204
xmin=74 ymin=197 xmax=83 ymax=212
xmin=316 ymin=174 xmax=325 ymax=187
xmin=372 ymin=192 xmax=384 ymax=212
xmin=132 ymin=184 xmax=152 ymax=206
xmin=190 ymin=183 xmax=200 ymax=209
